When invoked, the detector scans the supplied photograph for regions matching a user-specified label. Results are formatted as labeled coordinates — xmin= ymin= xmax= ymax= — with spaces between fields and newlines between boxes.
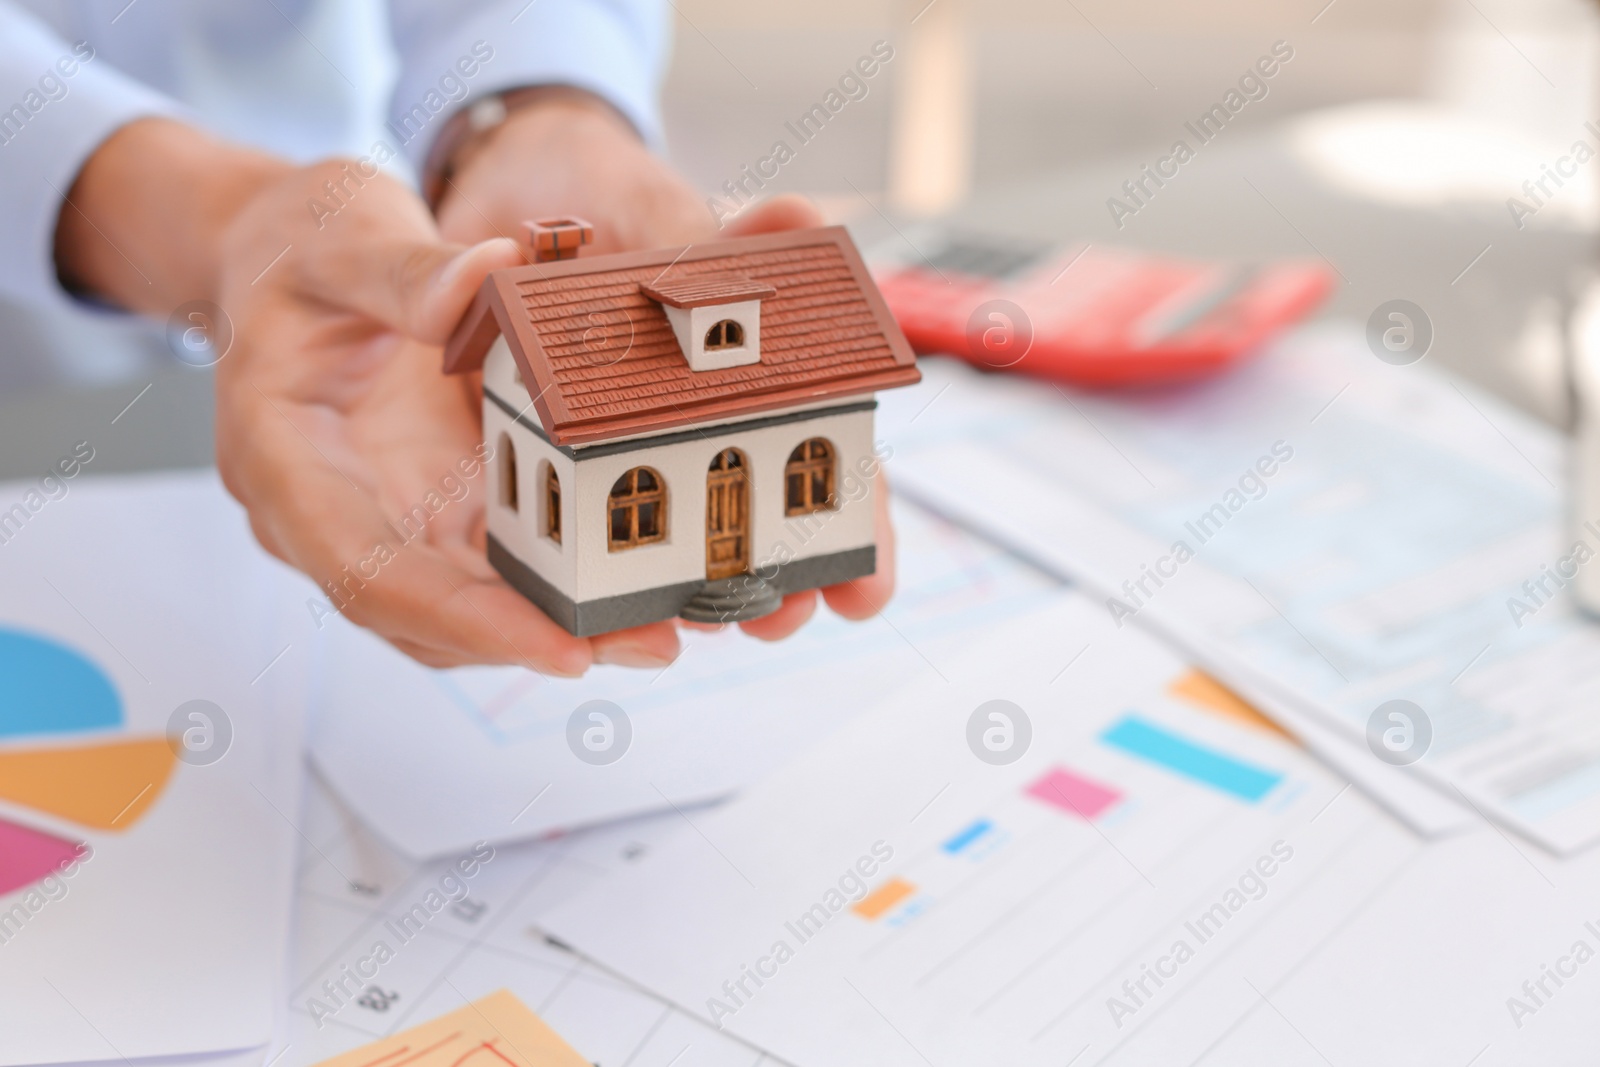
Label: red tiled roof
xmin=444 ymin=226 xmax=920 ymax=446
xmin=640 ymin=273 xmax=777 ymax=308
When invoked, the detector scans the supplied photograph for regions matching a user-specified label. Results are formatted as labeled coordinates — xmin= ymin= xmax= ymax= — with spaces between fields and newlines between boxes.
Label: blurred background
xmin=5 ymin=0 xmax=1598 ymax=472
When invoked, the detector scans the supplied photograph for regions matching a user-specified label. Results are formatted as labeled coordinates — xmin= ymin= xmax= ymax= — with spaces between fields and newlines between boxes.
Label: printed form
xmin=881 ymin=324 xmax=1600 ymax=852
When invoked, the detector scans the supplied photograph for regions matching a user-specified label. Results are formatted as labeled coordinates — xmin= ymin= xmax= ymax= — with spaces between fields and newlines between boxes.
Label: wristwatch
xmin=421 ymin=86 xmax=550 ymax=212
xmin=420 ymin=85 xmax=624 ymax=212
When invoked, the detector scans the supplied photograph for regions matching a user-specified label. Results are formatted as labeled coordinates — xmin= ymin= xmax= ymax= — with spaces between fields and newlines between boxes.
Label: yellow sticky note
xmin=312 ymin=990 xmax=589 ymax=1067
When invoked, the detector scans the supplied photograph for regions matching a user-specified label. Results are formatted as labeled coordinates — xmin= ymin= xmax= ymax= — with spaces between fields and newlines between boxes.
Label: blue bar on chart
xmin=1100 ymin=715 xmax=1282 ymax=801
xmin=942 ymin=819 xmax=994 ymax=854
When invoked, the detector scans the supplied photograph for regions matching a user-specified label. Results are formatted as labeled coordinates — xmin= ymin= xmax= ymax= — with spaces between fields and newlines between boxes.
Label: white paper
xmin=262 ymin=770 xmax=769 ymax=1067
xmin=539 ymin=595 xmax=1600 ymax=1066
xmin=880 ymin=323 xmax=1600 ymax=851
xmin=308 ymin=499 xmax=1065 ymax=857
xmin=0 ymin=473 xmax=308 ymax=1064
xmin=887 ymin=428 xmax=1476 ymax=839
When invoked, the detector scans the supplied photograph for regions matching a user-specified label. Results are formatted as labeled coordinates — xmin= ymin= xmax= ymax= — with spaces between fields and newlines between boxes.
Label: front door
xmin=705 ymin=449 xmax=749 ymax=580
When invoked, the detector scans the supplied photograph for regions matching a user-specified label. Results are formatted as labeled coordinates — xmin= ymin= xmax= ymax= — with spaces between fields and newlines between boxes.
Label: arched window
xmin=704 ymin=319 xmax=745 ymax=351
xmin=544 ymin=463 xmax=561 ymax=543
xmin=497 ymin=433 xmax=518 ymax=512
xmin=608 ymin=467 xmax=666 ymax=550
xmin=785 ymin=438 xmax=836 ymax=515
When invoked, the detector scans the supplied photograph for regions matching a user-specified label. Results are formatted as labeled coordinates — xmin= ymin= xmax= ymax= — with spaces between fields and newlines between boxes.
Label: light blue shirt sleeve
xmin=0 ymin=0 xmax=669 ymax=313
xmin=385 ymin=0 xmax=670 ymax=167
xmin=0 ymin=3 xmax=181 ymax=312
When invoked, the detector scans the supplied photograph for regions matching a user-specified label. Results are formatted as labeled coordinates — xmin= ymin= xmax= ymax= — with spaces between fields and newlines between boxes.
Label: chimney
xmin=524 ymin=217 xmax=594 ymax=263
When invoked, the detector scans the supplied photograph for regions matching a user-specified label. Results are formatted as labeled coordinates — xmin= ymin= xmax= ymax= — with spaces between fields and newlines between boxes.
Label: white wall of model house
xmin=481 ymin=339 xmax=879 ymax=603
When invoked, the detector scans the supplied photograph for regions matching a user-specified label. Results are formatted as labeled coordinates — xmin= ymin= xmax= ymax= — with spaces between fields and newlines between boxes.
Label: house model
xmin=443 ymin=219 xmax=922 ymax=636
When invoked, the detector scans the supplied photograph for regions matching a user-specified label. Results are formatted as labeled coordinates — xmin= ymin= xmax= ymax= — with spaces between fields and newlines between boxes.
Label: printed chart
xmin=0 ymin=628 xmax=172 ymax=896
xmin=847 ymin=690 xmax=1298 ymax=950
xmin=528 ymin=595 xmax=1338 ymax=1064
xmin=0 ymin=471 xmax=309 ymax=1066
xmin=791 ymin=670 xmax=1333 ymax=1064
xmin=538 ymin=594 xmax=1600 ymax=1066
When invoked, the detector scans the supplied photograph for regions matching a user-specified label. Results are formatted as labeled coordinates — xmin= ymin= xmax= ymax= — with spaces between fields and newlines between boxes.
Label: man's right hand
xmin=57 ymin=118 xmax=681 ymax=672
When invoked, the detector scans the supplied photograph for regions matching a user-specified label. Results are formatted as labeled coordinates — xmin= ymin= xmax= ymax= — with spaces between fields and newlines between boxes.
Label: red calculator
xmin=874 ymin=238 xmax=1334 ymax=387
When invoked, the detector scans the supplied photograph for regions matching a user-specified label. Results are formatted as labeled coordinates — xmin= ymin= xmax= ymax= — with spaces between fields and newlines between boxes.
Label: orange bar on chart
xmin=1167 ymin=669 xmax=1290 ymax=739
xmin=853 ymin=877 xmax=916 ymax=920
xmin=0 ymin=738 xmax=176 ymax=830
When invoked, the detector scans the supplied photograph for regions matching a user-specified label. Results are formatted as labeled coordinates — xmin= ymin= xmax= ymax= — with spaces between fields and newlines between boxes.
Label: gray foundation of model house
xmin=488 ymin=535 xmax=875 ymax=636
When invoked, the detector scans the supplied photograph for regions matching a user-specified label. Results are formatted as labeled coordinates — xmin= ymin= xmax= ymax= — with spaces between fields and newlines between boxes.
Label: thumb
xmin=301 ymin=235 xmax=525 ymax=344
xmin=723 ymin=194 xmax=827 ymax=237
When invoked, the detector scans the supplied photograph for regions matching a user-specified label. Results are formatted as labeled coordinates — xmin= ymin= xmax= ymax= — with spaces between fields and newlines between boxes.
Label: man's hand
xmin=58 ymin=118 xmax=672 ymax=671
xmin=210 ymin=160 xmax=649 ymax=672
xmin=435 ymin=93 xmax=897 ymax=644
xmin=432 ymin=89 xmax=711 ymax=253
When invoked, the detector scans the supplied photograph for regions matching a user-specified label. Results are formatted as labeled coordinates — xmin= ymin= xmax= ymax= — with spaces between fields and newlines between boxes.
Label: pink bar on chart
xmin=1025 ymin=767 xmax=1121 ymax=820
xmin=0 ymin=816 xmax=84 ymax=897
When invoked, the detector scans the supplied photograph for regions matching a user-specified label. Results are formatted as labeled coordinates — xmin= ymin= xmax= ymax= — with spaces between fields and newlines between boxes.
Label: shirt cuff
xmin=387 ymin=0 xmax=668 ymax=172
xmin=0 ymin=17 xmax=182 ymax=312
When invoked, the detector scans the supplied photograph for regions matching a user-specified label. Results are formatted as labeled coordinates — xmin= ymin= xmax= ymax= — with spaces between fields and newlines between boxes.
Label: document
xmin=267 ymin=771 xmax=774 ymax=1066
xmin=539 ymin=595 xmax=1600 ymax=1066
xmin=308 ymin=499 xmax=1063 ymax=857
xmin=881 ymin=324 xmax=1599 ymax=851
xmin=0 ymin=473 xmax=307 ymax=1064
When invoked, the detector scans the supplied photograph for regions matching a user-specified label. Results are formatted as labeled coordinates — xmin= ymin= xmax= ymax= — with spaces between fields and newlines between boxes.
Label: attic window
xmin=705 ymin=320 xmax=744 ymax=351
xmin=641 ymin=274 xmax=775 ymax=372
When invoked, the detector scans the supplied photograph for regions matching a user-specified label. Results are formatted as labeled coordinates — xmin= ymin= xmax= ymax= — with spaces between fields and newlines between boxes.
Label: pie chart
xmin=0 ymin=628 xmax=178 ymax=897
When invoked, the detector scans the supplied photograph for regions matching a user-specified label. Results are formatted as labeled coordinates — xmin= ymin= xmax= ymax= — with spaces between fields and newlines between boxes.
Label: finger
xmin=297 ymin=234 xmax=523 ymax=344
xmin=333 ymin=531 xmax=591 ymax=673
xmin=822 ymin=568 xmax=893 ymax=620
xmin=591 ymin=620 xmax=681 ymax=668
xmin=822 ymin=471 xmax=896 ymax=620
xmin=420 ymin=575 xmax=596 ymax=673
xmin=723 ymin=194 xmax=827 ymax=236
xmin=236 ymin=407 xmax=593 ymax=674
xmin=739 ymin=590 xmax=818 ymax=641
xmin=348 ymin=548 xmax=594 ymax=674
xmin=385 ymin=636 xmax=471 ymax=670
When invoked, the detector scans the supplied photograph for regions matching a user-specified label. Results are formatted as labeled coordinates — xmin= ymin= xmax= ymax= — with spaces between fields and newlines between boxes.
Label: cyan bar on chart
xmin=1101 ymin=715 xmax=1282 ymax=801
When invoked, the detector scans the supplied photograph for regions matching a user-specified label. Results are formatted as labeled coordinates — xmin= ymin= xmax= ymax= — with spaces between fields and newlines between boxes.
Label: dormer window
xmin=642 ymin=273 xmax=776 ymax=372
xmin=705 ymin=320 xmax=745 ymax=351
